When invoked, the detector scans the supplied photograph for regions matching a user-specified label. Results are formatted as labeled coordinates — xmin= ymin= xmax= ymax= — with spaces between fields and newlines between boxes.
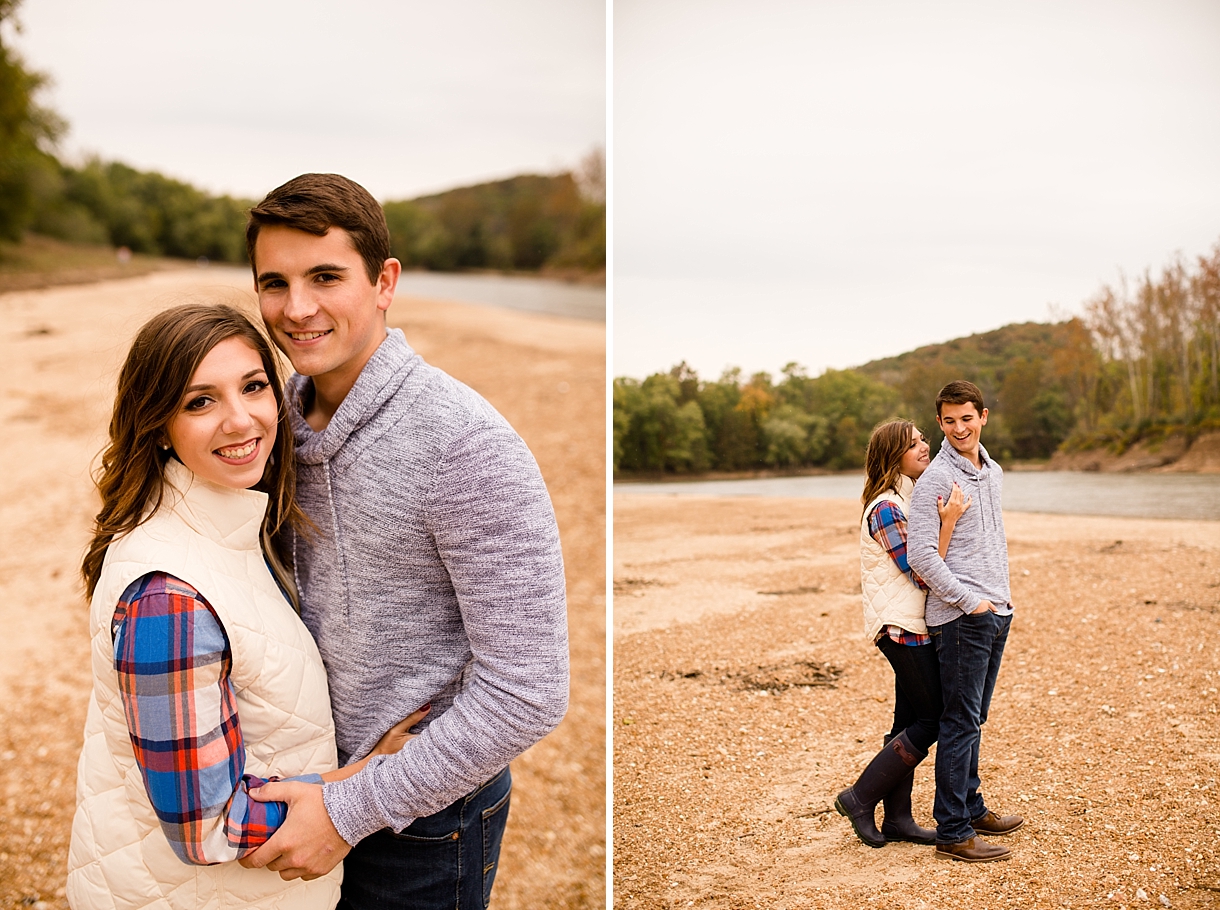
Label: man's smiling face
xmin=254 ymin=224 xmax=395 ymax=394
xmin=937 ymin=401 xmax=988 ymax=461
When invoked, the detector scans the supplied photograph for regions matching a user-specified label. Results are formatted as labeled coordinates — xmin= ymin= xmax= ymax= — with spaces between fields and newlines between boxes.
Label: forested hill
xmin=20 ymin=160 xmax=605 ymax=274
xmin=613 ymin=320 xmax=1094 ymax=476
xmin=858 ymin=321 xmax=1076 ymax=384
xmin=615 ymin=239 xmax=1220 ymax=475
xmin=855 ymin=320 xmax=1094 ymax=459
xmin=383 ymin=170 xmax=605 ymax=273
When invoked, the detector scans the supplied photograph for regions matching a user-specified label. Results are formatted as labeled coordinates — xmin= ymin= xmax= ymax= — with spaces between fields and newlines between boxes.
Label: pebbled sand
xmin=0 ymin=267 xmax=605 ymax=908
xmin=613 ymin=493 xmax=1220 ymax=909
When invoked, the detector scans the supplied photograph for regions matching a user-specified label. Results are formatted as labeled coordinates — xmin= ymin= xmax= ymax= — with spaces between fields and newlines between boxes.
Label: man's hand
xmin=239 ymin=780 xmax=351 ymax=881
xmin=971 ymin=600 xmax=996 ymax=615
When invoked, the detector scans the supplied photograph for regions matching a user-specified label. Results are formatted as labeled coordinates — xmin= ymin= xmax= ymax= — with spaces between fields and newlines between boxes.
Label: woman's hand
xmin=370 ymin=703 xmax=431 ymax=756
xmin=937 ymin=482 xmax=972 ymax=526
xmin=319 ymin=704 xmax=431 ymax=783
xmin=935 ymin=482 xmax=971 ymax=560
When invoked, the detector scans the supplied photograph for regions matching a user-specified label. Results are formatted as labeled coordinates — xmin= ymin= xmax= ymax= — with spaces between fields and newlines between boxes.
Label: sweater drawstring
xmin=323 ymin=458 xmax=351 ymax=621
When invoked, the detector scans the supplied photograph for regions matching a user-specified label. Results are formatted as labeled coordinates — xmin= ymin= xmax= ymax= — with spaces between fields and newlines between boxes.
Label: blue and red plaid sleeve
xmin=112 ymin=572 xmax=297 ymax=865
xmin=867 ymin=500 xmax=928 ymax=592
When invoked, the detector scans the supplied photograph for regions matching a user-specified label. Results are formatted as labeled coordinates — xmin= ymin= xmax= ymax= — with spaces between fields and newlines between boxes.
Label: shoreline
xmin=615 ymin=456 xmax=1220 ymax=485
xmin=613 ymin=472 xmax=1220 ymax=523
xmin=0 ymin=240 xmax=606 ymax=322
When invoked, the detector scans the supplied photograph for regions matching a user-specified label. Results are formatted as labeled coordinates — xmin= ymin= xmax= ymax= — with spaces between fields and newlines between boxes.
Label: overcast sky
xmin=614 ymin=1 xmax=1220 ymax=380
xmin=10 ymin=0 xmax=605 ymax=201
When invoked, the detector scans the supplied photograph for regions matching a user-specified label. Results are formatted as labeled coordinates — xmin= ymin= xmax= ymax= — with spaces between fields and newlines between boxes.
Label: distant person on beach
xmin=236 ymin=174 xmax=570 ymax=909
xmin=836 ymin=418 xmax=969 ymax=848
xmin=68 ymin=304 xmax=424 ymax=909
xmin=907 ymin=380 xmax=1024 ymax=863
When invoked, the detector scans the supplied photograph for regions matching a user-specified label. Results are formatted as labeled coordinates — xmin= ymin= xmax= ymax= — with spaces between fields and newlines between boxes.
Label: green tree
xmin=696 ymin=370 xmax=758 ymax=470
xmin=0 ymin=0 xmax=63 ymax=241
xmin=612 ymin=372 xmax=709 ymax=473
xmin=613 ymin=378 xmax=641 ymax=473
xmin=762 ymin=404 xmax=826 ymax=467
xmin=47 ymin=159 xmax=250 ymax=261
xmin=802 ymin=368 xmax=900 ymax=468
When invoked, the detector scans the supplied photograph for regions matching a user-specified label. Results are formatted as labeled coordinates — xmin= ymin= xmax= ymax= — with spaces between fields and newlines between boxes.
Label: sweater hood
xmin=935 ymin=438 xmax=993 ymax=475
xmin=287 ymin=328 xmax=421 ymax=464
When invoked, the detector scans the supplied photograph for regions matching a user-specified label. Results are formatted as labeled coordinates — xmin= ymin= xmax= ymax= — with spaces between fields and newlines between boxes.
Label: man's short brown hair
xmin=246 ymin=173 xmax=391 ymax=284
xmin=936 ymin=380 xmax=986 ymax=417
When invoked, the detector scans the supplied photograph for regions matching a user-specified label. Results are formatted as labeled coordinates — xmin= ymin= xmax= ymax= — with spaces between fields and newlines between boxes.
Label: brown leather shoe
xmin=971 ymin=810 xmax=1025 ymax=835
xmin=935 ymin=837 xmax=1011 ymax=863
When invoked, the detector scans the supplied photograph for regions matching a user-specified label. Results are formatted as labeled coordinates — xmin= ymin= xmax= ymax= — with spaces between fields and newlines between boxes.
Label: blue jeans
xmin=337 ymin=767 xmax=512 ymax=910
xmin=928 ymin=611 xmax=1011 ymax=844
xmin=876 ymin=637 xmax=942 ymax=754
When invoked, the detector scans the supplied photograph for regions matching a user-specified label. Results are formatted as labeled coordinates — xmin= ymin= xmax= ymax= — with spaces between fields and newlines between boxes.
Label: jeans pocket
xmin=386 ymin=825 xmax=461 ymax=843
xmin=371 ymin=823 xmax=461 ymax=909
xmin=480 ymin=779 xmax=512 ymax=909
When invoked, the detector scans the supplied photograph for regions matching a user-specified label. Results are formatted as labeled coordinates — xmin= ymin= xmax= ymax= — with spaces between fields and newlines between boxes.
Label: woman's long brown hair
xmin=81 ymin=303 xmax=309 ymax=604
xmin=861 ymin=418 xmax=917 ymax=516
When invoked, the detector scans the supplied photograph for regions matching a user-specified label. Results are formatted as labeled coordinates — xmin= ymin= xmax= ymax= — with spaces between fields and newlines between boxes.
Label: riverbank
xmin=614 ymin=493 xmax=1220 ymax=909
xmin=0 ymin=234 xmax=183 ymax=291
xmin=1049 ymin=431 xmax=1220 ymax=474
xmin=0 ymin=269 xmax=605 ymax=909
xmin=615 ymin=431 xmax=1220 ymax=486
xmin=615 ymin=466 xmax=850 ymax=484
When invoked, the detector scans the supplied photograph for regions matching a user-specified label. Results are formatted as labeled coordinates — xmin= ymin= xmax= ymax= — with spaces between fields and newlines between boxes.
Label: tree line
xmin=1077 ymin=244 xmax=1220 ymax=448
xmin=384 ymin=155 xmax=604 ymax=273
xmin=0 ymin=1 xmax=604 ymax=272
xmin=615 ymin=241 xmax=1220 ymax=475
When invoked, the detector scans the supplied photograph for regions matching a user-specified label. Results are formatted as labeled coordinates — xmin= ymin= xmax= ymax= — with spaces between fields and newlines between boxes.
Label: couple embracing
xmin=836 ymin=380 xmax=1022 ymax=863
xmin=67 ymin=174 xmax=569 ymax=908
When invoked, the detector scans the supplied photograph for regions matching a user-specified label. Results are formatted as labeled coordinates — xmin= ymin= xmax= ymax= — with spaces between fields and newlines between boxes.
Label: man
xmin=238 ymin=174 xmax=570 ymax=908
xmin=907 ymin=380 xmax=1023 ymax=863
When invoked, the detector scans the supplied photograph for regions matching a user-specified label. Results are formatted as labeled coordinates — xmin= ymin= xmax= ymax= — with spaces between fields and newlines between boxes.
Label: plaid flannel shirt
xmin=867 ymin=500 xmax=933 ymax=647
xmin=112 ymin=572 xmax=320 ymax=865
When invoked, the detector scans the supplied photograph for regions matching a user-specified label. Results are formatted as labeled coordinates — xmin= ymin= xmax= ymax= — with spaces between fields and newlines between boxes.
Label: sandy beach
xmin=0 ymin=267 xmax=605 ymax=909
xmin=614 ymin=494 xmax=1220 ymax=909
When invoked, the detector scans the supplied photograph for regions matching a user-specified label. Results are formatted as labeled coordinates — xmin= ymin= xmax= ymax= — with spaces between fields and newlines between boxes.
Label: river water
xmin=615 ymin=471 xmax=1220 ymax=521
xmin=394 ymin=271 xmax=605 ymax=321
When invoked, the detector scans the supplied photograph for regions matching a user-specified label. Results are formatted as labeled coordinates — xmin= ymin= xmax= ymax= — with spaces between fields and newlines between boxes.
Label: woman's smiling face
xmin=166 ymin=336 xmax=278 ymax=489
xmin=898 ymin=426 xmax=931 ymax=479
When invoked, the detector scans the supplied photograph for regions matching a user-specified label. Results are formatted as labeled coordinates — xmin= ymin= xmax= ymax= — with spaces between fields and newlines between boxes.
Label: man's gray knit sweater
xmin=907 ymin=440 xmax=1012 ymax=628
xmin=287 ymin=329 xmax=569 ymax=845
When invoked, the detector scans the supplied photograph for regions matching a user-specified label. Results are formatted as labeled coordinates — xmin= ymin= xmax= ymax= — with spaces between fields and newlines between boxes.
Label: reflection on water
xmin=394 ymin=271 xmax=604 ymax=321
xmin=615 ymin=471 xmax=1220 ymax=521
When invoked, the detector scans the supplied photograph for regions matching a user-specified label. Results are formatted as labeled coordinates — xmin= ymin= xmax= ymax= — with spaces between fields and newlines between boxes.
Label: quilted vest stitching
xmin=68 ymin=463 xmax=342 ymax=910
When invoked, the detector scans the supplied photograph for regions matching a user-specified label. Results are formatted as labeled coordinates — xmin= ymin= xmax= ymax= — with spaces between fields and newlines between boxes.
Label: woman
xmin=834 ymin=418 xmax=970 ymax=848
xmin=68 ymin=304 xmax=421 ymax=909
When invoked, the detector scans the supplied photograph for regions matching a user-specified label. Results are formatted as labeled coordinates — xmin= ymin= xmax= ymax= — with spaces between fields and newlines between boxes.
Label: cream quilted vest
xmin=860 ymin=474 xmax=928 ymax=641
xmin=67 ymin=460 xmax=341 ymax=910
